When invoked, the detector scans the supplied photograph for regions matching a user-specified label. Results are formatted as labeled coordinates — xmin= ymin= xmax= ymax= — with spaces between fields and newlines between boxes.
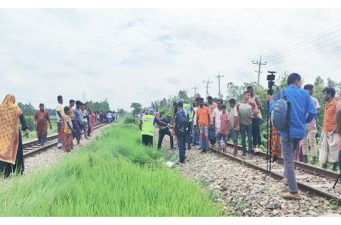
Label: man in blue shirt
xmin=74 ymin=101 xmax=84 ymax=144
xmin=269 ymin=73 xmax=316 ymax=200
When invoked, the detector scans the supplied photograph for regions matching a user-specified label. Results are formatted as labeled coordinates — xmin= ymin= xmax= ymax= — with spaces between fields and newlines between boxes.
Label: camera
xmin=267 ymin=71 xmax=276 ymax=95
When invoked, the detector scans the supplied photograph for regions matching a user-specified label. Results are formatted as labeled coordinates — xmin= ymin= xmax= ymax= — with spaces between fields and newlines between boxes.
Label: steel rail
xmin=211 ymin=144 xmax=341 ymax=205
xmin=23 ymin=122 xmax=107 ymax=158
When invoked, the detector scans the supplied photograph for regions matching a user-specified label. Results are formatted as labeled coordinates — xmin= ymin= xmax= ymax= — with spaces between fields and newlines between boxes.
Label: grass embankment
xmin=0 ymin=123 xmax=223 ymax=216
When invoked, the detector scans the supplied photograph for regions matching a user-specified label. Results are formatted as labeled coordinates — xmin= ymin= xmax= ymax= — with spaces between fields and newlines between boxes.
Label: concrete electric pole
xmin=203 ymin=78 xmax=212 ymax=99
xmin=216 ymin=71 xmax=224 ymax=99
xmin=252 ymin=55 xmax=267 ymax=85
xmin=192 ymin=86 xmax=198 ymax=97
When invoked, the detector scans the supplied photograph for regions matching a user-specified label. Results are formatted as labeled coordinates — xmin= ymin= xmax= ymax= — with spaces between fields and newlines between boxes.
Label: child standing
xmin=63 ymin=106 xmax=73 ymax=152
xmin=217 ymin=105 xmax=229 ymax=152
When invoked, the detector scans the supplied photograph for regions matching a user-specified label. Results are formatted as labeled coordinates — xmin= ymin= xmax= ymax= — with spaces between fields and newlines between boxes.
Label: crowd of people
xmin=54 ymin=96 xmax=97 ymax=151
xmin=0 ymin=94 xmax=116 ymax=178
xmin=139 ymin=73 xmax=341 ymax=200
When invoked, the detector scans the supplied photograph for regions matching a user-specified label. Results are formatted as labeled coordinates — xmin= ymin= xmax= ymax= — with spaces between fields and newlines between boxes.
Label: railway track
xmin=23 ymin=122 xmax=107 ymax=158
xmin=210 ymin=143 xmax=341 ymax=205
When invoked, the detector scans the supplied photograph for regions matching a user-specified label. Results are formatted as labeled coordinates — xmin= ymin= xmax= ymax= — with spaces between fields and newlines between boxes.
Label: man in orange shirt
xmin=196 ymin=98 xmax=210 ymax=153
xmin=320 ymin=87 xmax=339 ymax=171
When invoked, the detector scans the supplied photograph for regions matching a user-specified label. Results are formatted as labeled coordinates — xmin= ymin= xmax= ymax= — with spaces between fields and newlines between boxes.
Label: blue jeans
xmin=240 ymin=124 xmax=252 ymax=154
xmin=199 ymin=125 xmax=209 ymax=151
xmin=177 ymin=134 xmax=186 ymax=163
xmin=192 ymin=125 xmax=199 ymax=145
xmin=252 ymin=118 xmax=262 ymax=146
xmin=186 ymin=121 xmax=193 ymax=146
xmin=39 ymin=134 xmax=47 ymax=145
xmin=281 ymin=137 xmax=301 ymax=193
xmin=57 ymin=122 xmax=62 ymax=144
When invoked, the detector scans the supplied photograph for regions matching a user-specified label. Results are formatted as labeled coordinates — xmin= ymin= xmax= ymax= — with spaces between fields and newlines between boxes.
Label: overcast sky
xmin=1 ymin=9 xmax=341 ymax=111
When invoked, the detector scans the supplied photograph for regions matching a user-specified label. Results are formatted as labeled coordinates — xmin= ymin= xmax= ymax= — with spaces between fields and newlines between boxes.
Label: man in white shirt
xmin=213 ymin=99 xmax=223 ymax=146
xmin=56 ymin=95 xmax=64 ymax=149
xmin=302 ymin=84 xmax=320 ymax=164
xmin=192 ymin=98 xmax=200 ymax=146
xmin=82 ymin=104 xmax=89 ymax=139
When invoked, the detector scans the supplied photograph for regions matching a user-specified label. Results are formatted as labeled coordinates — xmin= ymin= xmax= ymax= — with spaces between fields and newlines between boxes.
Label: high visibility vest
xmin=141 ymin=115 xmax=155 ymax=136
xmin=183 ymin=103 xmax=193 ymax=122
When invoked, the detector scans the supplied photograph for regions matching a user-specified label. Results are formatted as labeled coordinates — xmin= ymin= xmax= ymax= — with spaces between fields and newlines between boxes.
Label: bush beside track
xmin=0 ymin=121 xmax=224 ymax=216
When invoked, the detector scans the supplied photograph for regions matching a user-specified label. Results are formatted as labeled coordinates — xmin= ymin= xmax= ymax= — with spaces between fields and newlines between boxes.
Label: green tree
xmin=86 ymin=100 xmax=110 ymax=112
xmin=314 ymin=76 xmax=325 ymax=87
xmin=177 ymin=90 xmax=189 ymax=102
xmin=17 ymin=102 xmax=36 ymax=116
xmin=131 ymin=102 xmax=142 ymax=116
xmin=226 ymin=82 xmax=244 ymax=101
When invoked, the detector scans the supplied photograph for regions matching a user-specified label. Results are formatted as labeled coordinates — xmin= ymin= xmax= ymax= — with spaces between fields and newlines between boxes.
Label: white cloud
xmin=1 ymin=9 xmax=341 ymax=111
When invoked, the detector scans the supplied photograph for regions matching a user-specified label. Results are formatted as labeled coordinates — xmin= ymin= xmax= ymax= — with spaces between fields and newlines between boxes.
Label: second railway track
xmin=210 ymin=143 xmax=341 ymax=205
xmin=23 ymin=122 xmax=107 ymax=158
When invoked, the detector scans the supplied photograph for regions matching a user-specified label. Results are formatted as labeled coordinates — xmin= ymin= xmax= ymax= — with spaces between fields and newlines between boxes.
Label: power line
xmin=252 ymin=55 xmax=267 ymax=85
xmin=267 ymin=36 xmax=341 ymax=66
xmin=275 ymin=47 xmax=341 ymax=70
xmin=263 ymin=23 xmax=341 ymax=58
xmin=267 ymin=34 xmax=341 ymax=62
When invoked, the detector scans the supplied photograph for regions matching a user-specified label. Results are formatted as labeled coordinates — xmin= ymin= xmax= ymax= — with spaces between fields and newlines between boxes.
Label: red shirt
xmin=219 ymin=111 xmax=229 ymax=134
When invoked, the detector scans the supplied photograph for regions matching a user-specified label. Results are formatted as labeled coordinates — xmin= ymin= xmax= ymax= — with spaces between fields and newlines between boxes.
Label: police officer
xmin=183 ymin=99 xmax=193 ymax=150
xmin=139 ymin=108 xmax=168 ymax=147
xmin=174 ymin=101 xmax=189 ymax=163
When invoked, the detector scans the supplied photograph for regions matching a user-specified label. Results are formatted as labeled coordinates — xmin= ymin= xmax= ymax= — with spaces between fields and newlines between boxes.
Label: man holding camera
xmin=269 ymin=73 xmax=316 ymax=200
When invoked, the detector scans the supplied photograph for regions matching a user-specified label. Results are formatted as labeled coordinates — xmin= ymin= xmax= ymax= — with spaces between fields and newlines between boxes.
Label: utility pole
xmin=216 ymin=71 xmax=224 ymax=99
xmin=83 ymin=92 xmax=86 ymax=103
xmin=203 ymin=78 xmax=212 ymax=99
xmin=192 ymin=86 xmax=198 ymax=97
xmin=252 ymin=55 xmax=267 ymax=85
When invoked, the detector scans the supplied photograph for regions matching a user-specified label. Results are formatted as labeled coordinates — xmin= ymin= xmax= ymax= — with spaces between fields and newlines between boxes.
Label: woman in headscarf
xmin=0 ymin=94 xmax=29 ymax=177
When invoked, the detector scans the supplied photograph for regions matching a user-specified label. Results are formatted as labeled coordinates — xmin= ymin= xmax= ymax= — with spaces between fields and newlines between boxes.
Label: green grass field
xmin=0 ymin=122 xmax=224 ymax=216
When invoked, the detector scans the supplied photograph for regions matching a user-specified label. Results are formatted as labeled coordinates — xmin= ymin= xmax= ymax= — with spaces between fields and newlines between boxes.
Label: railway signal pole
xmin=203 ymin=78 xmax=212 ymax=99
xmin=252 ymin=55 xmax=267 ymax=85
xmin=216 ymin=71 xmax=224 ymax=99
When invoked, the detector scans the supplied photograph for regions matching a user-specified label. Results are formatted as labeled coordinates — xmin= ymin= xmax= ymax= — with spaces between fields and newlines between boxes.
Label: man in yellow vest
xmin=139 ymin=108 xmax=168 ymax=147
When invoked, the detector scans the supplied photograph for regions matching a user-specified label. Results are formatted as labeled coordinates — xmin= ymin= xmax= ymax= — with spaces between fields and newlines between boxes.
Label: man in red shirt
xmin=217 ymin=105 xmax=229 ymax=152
xmin=35 ymin=103 xmax=52 ymax=146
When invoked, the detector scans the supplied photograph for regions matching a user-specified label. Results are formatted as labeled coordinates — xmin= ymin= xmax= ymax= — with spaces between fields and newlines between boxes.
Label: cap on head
xmin=148 ymin=108 xmax=155 ymax=115
xmin=178 ymin=99 xmax=185 ymax=104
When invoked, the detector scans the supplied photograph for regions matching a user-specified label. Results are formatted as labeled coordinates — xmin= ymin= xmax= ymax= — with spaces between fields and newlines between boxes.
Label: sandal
xmin=281 ymin=192 xmax=302 ymax=200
